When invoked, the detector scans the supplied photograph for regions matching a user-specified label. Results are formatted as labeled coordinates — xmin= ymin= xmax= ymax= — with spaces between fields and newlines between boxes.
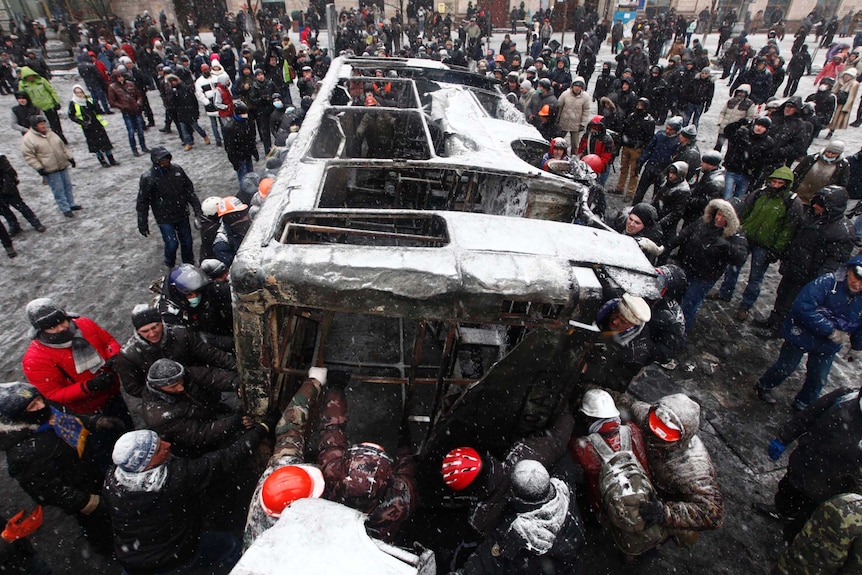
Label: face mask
xmin=18 ymin=406 xmax=51 ymax=425
xmin=40 ymin=327 xmax=74 ymax=344
xmin=822 ymin=154 xmax=838 ymax=163
xmin=239 ymin=113 xmax=248 ymax=119
xmin=819 ymin=84 xmax=829 ymax=91
xmin=188 ymin=295 xmax=202 ymax=307
xmin=273 ymin=100 xmax=283 ymax=109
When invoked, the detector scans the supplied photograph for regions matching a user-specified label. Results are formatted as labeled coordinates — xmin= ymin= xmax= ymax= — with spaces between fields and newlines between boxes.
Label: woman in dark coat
xmin=68 ymin=84 xmax=117 ymax=167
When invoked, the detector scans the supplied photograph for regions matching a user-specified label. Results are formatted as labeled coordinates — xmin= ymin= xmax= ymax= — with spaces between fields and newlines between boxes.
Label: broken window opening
xmin=278 ymin=213 xmax=449 ymax=248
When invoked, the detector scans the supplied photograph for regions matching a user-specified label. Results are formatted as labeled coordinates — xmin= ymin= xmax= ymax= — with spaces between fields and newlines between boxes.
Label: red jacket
xmin=570 ymin=421 xmax=651 ymax=516
xmin=22 ymin=317 xmax=121 ymax=413
xmin=577 ymin=132 xmax=614 ymax=171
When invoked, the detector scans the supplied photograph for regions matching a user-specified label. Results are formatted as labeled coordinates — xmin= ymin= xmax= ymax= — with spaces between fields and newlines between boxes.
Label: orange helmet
xmin=216 ymin=196 xmax=248 ymax=217
xmin=538 ymin=104 xmax=551 ymax=117
xmin=259 ymin=464 xmax=325 ymax=518
xmin=494 ymin=53 xmax=506 ymax=62
xmin=441 ymin=447 xmax=483 ymax=491
xmin=258 ymin=177 xmax=274 ymax=199
xmin=365 ymin=95 xmax=378 ymax=106
xmin=648 ymin=408 xmax=682 ymax=443
xmin=581 ymin=153 xmax=604 ymax=174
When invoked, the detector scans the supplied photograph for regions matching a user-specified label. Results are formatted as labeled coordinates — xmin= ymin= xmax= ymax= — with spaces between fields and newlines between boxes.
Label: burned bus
xmin=230 ymin=55 xmax=659 ymax=486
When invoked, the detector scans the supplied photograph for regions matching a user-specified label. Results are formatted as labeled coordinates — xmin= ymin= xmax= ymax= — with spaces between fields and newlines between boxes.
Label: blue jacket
xmin=638 ymin=131 xmax=678 ymax=171
xmin=783 ymin=254 xmax=862 ymax=354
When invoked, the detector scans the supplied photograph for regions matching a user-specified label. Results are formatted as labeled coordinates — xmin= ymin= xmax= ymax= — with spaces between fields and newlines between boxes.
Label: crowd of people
xmin=1 ymin=2 xmax=862 ymax=574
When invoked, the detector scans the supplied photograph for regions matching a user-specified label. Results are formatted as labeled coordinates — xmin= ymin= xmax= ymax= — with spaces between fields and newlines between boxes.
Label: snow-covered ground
xmin=0 ymin=25 xmax=860 ymax=573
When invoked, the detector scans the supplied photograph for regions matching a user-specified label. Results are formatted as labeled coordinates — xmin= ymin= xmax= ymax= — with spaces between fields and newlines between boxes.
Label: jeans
xmin=235 ymin=158 xmax=253 ymax=191
xmin=158 ymin=219 xmax=195 ymax=268
xmin=178 ymin=120 xmax=207 ymax=145
xmin=208 ymin=115 xmax=223 ymax=144
xmin=44 ymin=169 xmax=75 ymax=212
xmin=122 ymin=112 xmax=146 ymax=151
xmin=758 ymin=339 xmax=835 ymax=407
xmin=0 ymin=197 xmax=41 ymax=230
xmin=90 ymin=84 xmax=110 ymax=113
xmin=723 ymin=172 xmax=750 ymax=199
xmin=680 ymin=276 xmax=717 ymax=333
xmin=120 ymin=532 xmax=241 ymax=575
xmin=719 ymin=243 xmax=768 ymax=308
xmin=682 ymin=102 xmax=704 ymax=127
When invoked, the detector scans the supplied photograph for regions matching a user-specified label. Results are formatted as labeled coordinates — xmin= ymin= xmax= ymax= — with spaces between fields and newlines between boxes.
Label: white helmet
xmin=201 ymin=196 xmax=222 ymax=217
xmin=580 ymin=389 xmax=620 ymax=418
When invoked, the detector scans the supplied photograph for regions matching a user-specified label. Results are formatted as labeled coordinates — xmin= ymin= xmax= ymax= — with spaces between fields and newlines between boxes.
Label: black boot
xmin=108 ymin=154 xmax=120 ymax=166
xmin=98 ymin=155 xmax=110 ymax=168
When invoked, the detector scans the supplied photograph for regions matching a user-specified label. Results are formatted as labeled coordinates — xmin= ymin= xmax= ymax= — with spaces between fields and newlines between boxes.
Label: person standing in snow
xmin=136 ymin=146 xmax=202 ymax=269
xmin=20 ymin=114 xmax=80 ymax=218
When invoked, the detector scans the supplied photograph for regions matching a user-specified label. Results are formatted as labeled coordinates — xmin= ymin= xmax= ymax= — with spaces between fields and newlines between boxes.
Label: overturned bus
xmin=230 ymin=55 xmax=659 ymax=507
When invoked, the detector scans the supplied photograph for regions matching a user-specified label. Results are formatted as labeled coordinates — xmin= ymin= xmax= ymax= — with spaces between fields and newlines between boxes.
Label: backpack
xmin=588 ymin=426 xmax=665 ymax=556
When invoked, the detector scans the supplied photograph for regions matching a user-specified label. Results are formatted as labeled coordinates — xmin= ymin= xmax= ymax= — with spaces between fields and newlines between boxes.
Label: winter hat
xmin=29 ymin=114 xmax=47 ymax=126
xmin=842 ymin=68 xmax=858 ymax=79
xmin=702 ymin=150 xmax=722 ymax=167
xmin=511 ymin=460 xmax=551 ymax=502
xmin=616 ymin=293 xmax=651 ymax=325
xmin=26 ymin=298 xmax=68 ymax=330
xmin=0 ymin=382 xmax=39 ymax=420
xmin=630 ymin=202 xmax=658 ymax=228
xmin=700 ymin=67 xmax=711 ymax=75
xmin=824 ymin=140 xmax=845 ymax=155
xmin=146 ymin=359 xmax=185 ymax=388
xmin=112 ymin=430 xmax=160 ymax=472
xmin=754 ymin=116 xmax=772 ymax=128
xmin=199 ymin=63 xmax=210 ymax=73
xmin=131 ymin=304 xmax=161 ymax=330
xmin=520 ymin=79 xmax=532 ymax=90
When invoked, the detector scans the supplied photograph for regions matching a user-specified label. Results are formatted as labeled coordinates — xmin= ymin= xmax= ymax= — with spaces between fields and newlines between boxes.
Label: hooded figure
xmin=761 ymin=185 xmax=855 ymax=335
xmin=652 ymin=161 xmax=691 ymax=237
xmin=670 ymin=199 xmax=747 ymax=332
xmin=791 ymin=141 xmax=851 ymax=204
xmin=628 ymin=394 xmax=724 ymax=547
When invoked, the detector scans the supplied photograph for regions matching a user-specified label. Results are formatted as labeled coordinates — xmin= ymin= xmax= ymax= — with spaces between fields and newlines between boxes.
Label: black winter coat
xmin=141 ymin=381 xmax=242 ymax=458
xmin=159 ymin=279 xmax=234 ymax=339
xmin=169 ymin=82 xmax=199 ymax=123
xmin=654 ymin=180 xmax=691 ymax=235
xmin=103 ymin=428 xmax=264 ymax=574
xmin=672 ymin=143 xmax=701 ymax=182
xmin=642 ymin=75 xmax=668 ymax=118
xmin=116 ymin=324 xmax=236 ymax=397
xmin=137 ymin=161 xmax=201 ymax=226
xmin=68 ymin=98 xmax=112 ymax=153
xmin=0 ymin=154 xmax=22 ymax=202
xmin=778 ymin=388 xmax=862 ymax=502
xmin=770 ymin=110 xmax=813 ymax=166
xmin=223 ymin=116 xmax=258 ymax=169
xmin=779 ymin=189 xmax=854 ymax=284
xmin=683 ymin=167 xmax=725 ymax=225
xmin=723 ymin=124 xmax=775 ymax=182
xmin=593 ymin=69 xmax=615 ymax=102
xmin=672 ymin=217 xmax=748 ymax=282
xmin=621 ymin=110 xmax=655 ymax=149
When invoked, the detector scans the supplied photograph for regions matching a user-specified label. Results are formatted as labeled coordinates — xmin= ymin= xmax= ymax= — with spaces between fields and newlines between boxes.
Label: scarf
xmin=39 ymin=322 xmax=105 ymax=374
xmin=37 ymin=406 xmax=89 ymax=457
xmin=71 ymin=84 xmax=88 ymax=106
xmin=508 ymin=478 xmax=570 ymax=554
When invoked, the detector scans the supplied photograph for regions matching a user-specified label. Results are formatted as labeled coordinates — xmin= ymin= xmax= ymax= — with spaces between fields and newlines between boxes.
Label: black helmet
xmin=701 ymin=150 xmax=722 ymax=167
xmin=234 ymin=100 xmax=249 ymax=114
xmin=754 ymin=116 xmax=772 ymax=129
xmin=637 ymin=97 xmax=651 ymax=108
xmin=655 ymin=265 xmax=688 ymax=300
xmin=168 ymin=264 xmax=211 ymax=295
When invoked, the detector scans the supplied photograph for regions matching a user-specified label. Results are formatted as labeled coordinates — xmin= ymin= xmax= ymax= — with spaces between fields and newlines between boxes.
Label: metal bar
xmin=285 ymin=223 xmax=444 ymax=243
xmin=422 ymin=323 xmax=458 ymax=452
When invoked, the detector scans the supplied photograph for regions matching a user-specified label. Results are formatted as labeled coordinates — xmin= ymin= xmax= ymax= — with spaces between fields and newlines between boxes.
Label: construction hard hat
xmin=260 ymin=465 xmax=326 ymax=518
xmin=648 ymin=406 xmax=682 ymax=443
xmin=201 ymin=196 xmax=222 ymax=217
xmin=258 ymin=177 xmax=274 ymax=199
xmin=581 ymin=154 xmax=604 ymax=174
xmin=441 ymin=447 xmax=483 ymax=491
xmin=216 ymin=196 xmax=249 ymax=217
xmin=538 ymin=104 xmax=551 ymax=117
xmin=580 ymin=388 xmax=620 ymax=419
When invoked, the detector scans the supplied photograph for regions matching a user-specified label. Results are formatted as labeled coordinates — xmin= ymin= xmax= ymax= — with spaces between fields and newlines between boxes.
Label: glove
xmin=308 ymin=366 xmax=328 ymax=386
xmin=767 ymin=438 xmax=786 ymax=461
xmin=138 ymin=225 xmax=149 ymax=237
xmin=846 ymin=349 xmax=860 ymax=363
xmin=192 ymin=216 xmax=201 ymax=230
xmin=37 ymin=168 xmax=46 ymax=176
xmin=94 ymin=416 xmax=126 ymax=431
xmin=1 ymin=506 xmax=42 ymax=543
xmin=257 ymin=409 xmax=281 ymax=433
xmin=829 ymin=330 xmax=851 ymax=345
xmin=82 ymin=371 xmax=115 ymax=394
xmin=635 ymin=237 xmax=665 ymax=256
xmin=639 ymin=491 xmax=664 ymax=528
xmin=68 ymin=158 xmax=76 ymax=168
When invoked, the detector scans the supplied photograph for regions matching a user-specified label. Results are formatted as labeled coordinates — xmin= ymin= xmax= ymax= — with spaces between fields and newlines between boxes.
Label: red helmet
xmin=441 ymin=447 xmax=483 ymax=491
xmin=260 ymin=464 xmax=325 ymax=518
xmin=582 ymin=154 xmax=604 ymax=174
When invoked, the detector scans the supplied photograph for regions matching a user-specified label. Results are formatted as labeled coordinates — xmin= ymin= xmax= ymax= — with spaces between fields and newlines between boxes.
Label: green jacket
xmin=740 ymin=186 xmax=801 ymax=252
xmin=773 ymin=493 xmax=862 ymax=575
xmin=19 ymin=66 xmax=60 ymax=111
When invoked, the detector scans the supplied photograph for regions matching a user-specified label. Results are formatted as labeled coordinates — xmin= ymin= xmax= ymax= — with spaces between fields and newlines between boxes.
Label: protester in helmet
xmin=541 ymin=137 xmax=569 ymax=171
xmin=212 ymin=195 xmax=251 ymax=267
xmin=0 ymin=382 xmax=115 ymax=555
xmin=136 ymin=146 xmax=203 ymax=268
xmin=198 ymin=195 xmax=222 ymax=262
xmin=624 ymin=394 xmax=724 ymax=547
xmin=103 ymin=421 xmax=272 ymax=575
xmin=757 ymin=185 xmax=854 ymax=337
xmin=577 ymin=115 xmax=614 ymax=184
xmin=158 ymin=263 xmax=234 ymax=350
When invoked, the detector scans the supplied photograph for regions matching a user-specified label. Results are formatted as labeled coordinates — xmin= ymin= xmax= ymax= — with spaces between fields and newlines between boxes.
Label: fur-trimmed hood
xmin=703 ymin=198 xmax=740 ymax=237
